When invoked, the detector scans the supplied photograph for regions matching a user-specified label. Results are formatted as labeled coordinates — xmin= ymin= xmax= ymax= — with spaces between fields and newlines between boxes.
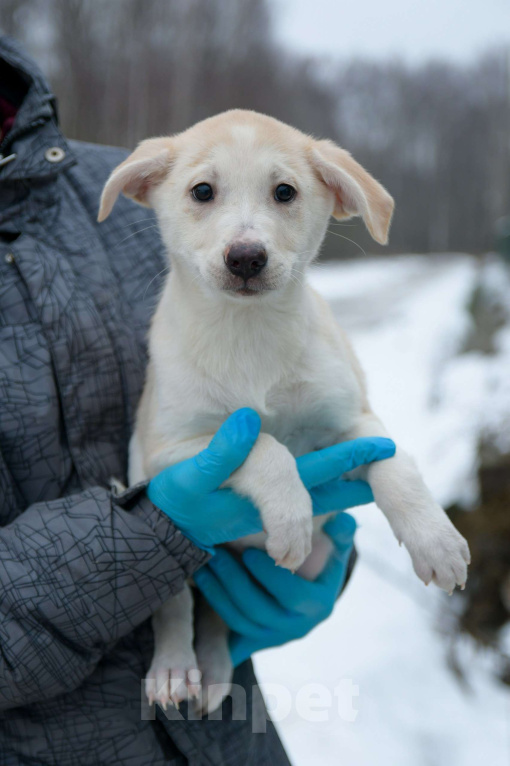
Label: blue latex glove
xmin=194 ymin=512 xmax=358 ymax=666
xmin=147 ymin=407 xmax=395 ymax=552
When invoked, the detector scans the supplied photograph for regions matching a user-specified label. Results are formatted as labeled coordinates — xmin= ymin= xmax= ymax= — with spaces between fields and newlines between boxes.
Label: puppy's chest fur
xmin=139 ymin=297 xmax=364 ymax=474
xmin=258 ymin=377 xmax=360 ymax=457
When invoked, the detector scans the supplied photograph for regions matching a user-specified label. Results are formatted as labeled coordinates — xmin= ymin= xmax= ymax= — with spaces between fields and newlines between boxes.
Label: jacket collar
xmin=0 ymin=35 xmax=76 ymax=181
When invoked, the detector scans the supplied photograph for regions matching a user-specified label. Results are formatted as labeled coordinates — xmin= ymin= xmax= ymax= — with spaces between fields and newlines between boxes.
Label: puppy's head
xmin=99 ymin=110 xmax=394 ymax=299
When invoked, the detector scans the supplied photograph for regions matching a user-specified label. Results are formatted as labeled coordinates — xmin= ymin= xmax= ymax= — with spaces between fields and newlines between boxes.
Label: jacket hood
xmin=0 ymin=34 xmax=75 ymax=181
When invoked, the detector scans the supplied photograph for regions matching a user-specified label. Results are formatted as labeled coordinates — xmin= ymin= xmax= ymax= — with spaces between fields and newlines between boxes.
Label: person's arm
xmin=0 ymin=484 xmax=208 ymax=711
xmin=0 ymin=410 xmax=262 ymax=711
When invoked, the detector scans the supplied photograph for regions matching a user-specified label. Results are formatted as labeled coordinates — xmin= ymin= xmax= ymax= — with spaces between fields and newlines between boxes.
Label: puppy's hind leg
xmin=146 ymin=584 xmax=201 ymax=709
xmin=193 ymin=592 xmax=233 ymax=716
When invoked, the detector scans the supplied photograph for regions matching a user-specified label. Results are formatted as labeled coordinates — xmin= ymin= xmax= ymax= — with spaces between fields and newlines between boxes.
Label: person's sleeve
xmin=0 ymin=483 xmax=209 ymax=711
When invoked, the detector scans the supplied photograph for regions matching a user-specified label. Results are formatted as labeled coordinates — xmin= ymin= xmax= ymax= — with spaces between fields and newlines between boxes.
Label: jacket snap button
xmin=45 ymin=147 xmax=66 ymax=163
xmin=5 ymin=253 xmax=15 ymax=264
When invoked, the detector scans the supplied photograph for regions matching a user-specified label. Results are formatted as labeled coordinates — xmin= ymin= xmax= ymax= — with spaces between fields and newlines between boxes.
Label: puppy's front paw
xmin=265 ymin=486 xmax=313 ymax=571
xmin=399 ymin=508 xmax=470 ymax=593
xmin=145 ymin=649 xmax=201 ymax=709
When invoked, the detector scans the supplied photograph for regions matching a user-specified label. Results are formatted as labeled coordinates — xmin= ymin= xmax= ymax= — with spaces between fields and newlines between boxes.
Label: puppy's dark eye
xmin=274 ymin=184 xmax=296 ymax=203
xmin=192 ymin=183 xmax=214 ymax=202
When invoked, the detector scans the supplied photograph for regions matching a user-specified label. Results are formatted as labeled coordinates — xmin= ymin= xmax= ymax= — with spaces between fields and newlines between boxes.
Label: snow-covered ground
xmin=253 ymin=254 xmax=510 ymax=766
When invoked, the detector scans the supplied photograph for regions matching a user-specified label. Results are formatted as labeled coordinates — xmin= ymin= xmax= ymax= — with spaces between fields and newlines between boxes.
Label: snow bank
xmin=254 ymin=254 xmax=510 ymax=766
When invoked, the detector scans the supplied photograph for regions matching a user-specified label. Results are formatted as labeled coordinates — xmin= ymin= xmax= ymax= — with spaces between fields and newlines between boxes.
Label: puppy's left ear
xmin=311 ymin=139 xmax=394 ymax=245
xmin=98 ymin=137 xmax=173 ymax=222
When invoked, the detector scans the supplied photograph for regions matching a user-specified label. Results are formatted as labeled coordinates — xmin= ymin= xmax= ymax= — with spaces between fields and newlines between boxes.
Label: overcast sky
xmin=273 ymin=0 xmax=510 ymax=64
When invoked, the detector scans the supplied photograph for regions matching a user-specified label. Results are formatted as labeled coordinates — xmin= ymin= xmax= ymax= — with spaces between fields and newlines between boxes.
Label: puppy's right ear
xmin=98 ymin=137 xmax=173 ymax=222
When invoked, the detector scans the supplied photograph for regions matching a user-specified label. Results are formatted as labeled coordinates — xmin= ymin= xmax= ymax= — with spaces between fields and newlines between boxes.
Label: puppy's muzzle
xmin=224 ymin=241 xmax=267 ymax=281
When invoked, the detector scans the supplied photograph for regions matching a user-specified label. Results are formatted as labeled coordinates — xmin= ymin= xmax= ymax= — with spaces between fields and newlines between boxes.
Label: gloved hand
xmin=147 ymin=408 xmax=395 ymax=552
xmin=194 ymin=512 xmax=358 ymax=666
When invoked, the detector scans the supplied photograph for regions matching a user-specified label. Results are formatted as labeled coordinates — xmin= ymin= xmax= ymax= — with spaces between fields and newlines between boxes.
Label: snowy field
xmin=253 ymin=254 xmax=510 ymax=766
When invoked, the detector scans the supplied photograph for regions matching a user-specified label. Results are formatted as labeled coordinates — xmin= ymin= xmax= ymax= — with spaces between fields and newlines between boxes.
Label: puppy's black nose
xmin=225 ymin=242 xmax=267 ymax=280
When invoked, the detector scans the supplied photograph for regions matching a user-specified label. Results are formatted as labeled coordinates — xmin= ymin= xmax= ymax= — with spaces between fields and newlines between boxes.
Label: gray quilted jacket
xmin=0 ymin=35 xmax=289 ymax=766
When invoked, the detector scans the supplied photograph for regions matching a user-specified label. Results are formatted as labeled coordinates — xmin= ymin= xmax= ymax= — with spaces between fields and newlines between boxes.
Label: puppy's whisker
xmin=142 ymin=266 xmax=171 ymax=300
xmin=190 ymin=271 xmax=205 ymax=287
xmin=307 ymin=263 xmax=328 ymax=270
xmin=288 ymin=271 xmax=305 ymax=287
xmin=118 ymin=216 xmax=159 ymax=230
xmin=116 ymin=224 xmax=159 ymax=246
xmin=326 ymin=230 xmax=368 ymax=258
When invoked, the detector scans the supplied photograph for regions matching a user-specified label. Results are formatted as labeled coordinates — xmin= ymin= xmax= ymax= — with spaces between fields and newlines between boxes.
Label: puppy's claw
xmin=399 ymin=507 xmax=470 ymax=594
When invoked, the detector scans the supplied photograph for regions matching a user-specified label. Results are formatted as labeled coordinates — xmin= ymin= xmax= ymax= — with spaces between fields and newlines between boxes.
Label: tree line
xmin=1 ymin=0 xmax=509 ymax=256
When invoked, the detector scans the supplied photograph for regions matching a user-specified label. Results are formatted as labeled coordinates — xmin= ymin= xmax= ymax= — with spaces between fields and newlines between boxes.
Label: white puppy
xmin=99 ymin=110 xmax=470 ymax=714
